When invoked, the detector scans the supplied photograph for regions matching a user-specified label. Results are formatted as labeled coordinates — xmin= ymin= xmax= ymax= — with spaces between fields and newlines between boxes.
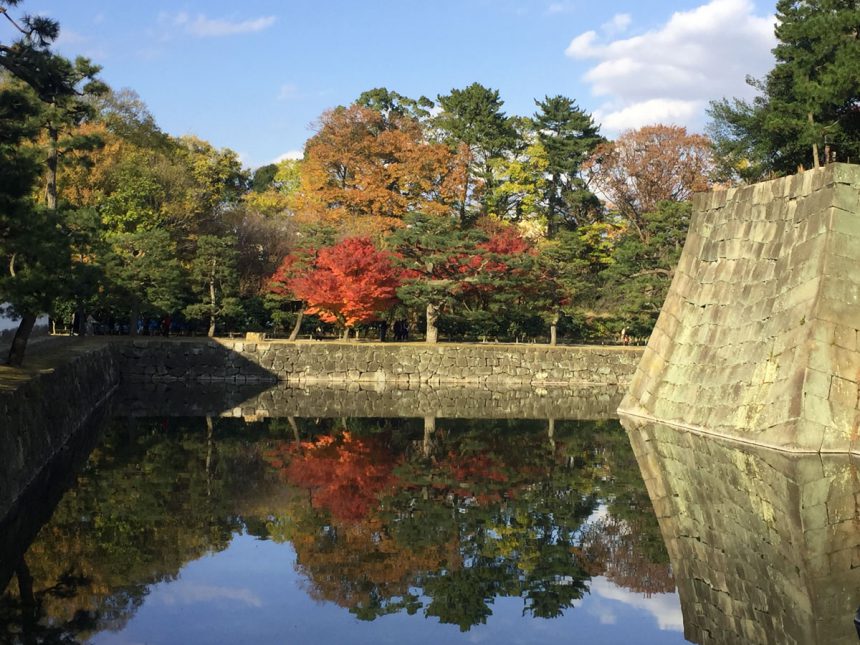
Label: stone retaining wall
xmin=117 ymin=339 xmax=642 ymax=387
xmin=0 ymin=343 xmax=119 ymax=521
xmin=620 ymin=164 xmax=860 ymax=452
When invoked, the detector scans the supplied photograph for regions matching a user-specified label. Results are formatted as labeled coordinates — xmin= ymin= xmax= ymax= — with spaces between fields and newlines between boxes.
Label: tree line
xmin=2 ymin=0 xmax=858 ymax=364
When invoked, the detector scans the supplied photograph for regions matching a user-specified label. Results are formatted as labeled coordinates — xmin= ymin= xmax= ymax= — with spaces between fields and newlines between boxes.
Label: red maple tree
xmin=270 ymin=237 xmax=401 ymax=331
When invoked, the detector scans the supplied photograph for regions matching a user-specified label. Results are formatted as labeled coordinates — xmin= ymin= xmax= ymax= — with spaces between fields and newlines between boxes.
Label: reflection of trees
xmin=265 ymin=418 xmax=673 ymax=631
xmin=0 ymin=416 xmax=277 ymax=642
xmin=576 ymin=421 xmax=674 ymax=596
xmin=1 ymin=415 xmax=674 ymax=639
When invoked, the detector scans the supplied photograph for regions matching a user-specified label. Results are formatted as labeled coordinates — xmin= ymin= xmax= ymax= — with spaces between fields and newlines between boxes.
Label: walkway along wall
xmin=619 ymin=163 xmax=860 ymax=453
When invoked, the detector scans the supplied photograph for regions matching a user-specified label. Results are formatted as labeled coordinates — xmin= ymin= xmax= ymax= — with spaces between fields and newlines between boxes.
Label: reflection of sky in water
xmin=91 ymin=533 xmax=687 ymax=645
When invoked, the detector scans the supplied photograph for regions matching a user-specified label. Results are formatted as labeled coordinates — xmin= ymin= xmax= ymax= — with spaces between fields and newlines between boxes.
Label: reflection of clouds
xmin=590 ymin=577 xmax=683 ymax=631
xmin=156 ymin=582 xmax=263 ymax=608
xmin=585 ymin=503 xmax=609 ymax=524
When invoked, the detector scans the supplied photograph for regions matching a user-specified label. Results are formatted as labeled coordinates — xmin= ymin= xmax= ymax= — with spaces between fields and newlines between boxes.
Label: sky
xmin=6 ymin=0 xmax=778 ymax=169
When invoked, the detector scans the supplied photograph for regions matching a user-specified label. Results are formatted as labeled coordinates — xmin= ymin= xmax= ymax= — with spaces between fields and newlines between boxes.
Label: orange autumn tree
xmin=293 ymin=104 xmax=463 ymax=235
xmin=270 ymin=236 xmax=401 ymax=338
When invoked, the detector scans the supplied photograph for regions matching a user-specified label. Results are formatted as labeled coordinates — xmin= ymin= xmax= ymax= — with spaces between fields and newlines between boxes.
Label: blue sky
xmin=10 ymin=0 xmax=777 ymax=168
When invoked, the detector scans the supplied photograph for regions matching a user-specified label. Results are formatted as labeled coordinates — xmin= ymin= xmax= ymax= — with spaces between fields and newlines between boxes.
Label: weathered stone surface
xmin=0 ymin=344 xmax=119 ymax=522
xmin=623 ymin=417 xmax=860 ymax=645
xmin=117 ymin=339 xmax=642 ymax=388
xmin=620 ymin=164 xmax=860 ymax=452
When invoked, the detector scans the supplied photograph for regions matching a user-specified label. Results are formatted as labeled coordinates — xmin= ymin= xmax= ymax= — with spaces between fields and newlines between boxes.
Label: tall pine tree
xmin=709 ymin=0 xmax=860 ymax=181
xmin=533 ymin=96 xmax=603 ymax=236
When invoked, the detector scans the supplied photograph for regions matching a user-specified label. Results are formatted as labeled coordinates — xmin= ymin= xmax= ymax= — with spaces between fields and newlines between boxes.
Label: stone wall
xmin=116 ymin=338 xmax=642 ymax=387
xmin=116 ymin=381 xmax=626 ymax=420
xmin=624 ymin=416 xmax=860 ymax=644
xmin=620 ymin=164 xmax=860 ymax=452
xmin=0 ymin=343 xmax=119 ymax=521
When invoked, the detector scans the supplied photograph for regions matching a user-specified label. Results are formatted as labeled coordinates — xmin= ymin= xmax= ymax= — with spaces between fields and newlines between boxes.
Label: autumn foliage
xmin=269 ymin=236 xmax=401 ymax=329
xmin=586 ymin=125 xmax=712 ymax=240
xmin=293 ymin=105 xmax=465 ymax=234
xmin=265 ymin=432 xmax=399 ymax=522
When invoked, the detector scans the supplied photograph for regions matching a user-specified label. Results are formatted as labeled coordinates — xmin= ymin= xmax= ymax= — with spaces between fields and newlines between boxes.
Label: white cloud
xmin=597 ymin=98 xmax=703 ymax=131
xmin=602 ymin=13 xmax=631 ymax=36
xmin=273 ymin=150 xmax=303 ymax=163
xmin=54 ymin=27 xmax=87 ymax=47
xmin=547 ymin=2 xmax=575 ymax=14
xmin=590 ymin=577 xmax=684 ymax=631
xmin=566 ymin=0 xmax=775 ymax=134
xmin=162 ymin=12 xmax=276 ymax=38
xmin=156 ymin=582 xmax=263 ymax=607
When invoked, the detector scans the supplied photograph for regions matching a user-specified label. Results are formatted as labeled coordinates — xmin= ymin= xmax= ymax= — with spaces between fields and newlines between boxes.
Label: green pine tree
xmin=709 ymin=0 xmax=860 ymax=181
xmin=533 ymin=96 xmax=603 ymax=236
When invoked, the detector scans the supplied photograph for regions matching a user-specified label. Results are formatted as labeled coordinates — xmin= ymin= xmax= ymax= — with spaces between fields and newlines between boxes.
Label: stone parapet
xmin=620 ymin=164 xmax=860 ymax=452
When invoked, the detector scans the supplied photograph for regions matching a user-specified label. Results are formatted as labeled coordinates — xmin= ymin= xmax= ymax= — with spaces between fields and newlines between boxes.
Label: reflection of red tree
xmin=436 ymin=451 xmax=513 ymax=504
xmin=265 ymin=433 xmax=399 ymax=522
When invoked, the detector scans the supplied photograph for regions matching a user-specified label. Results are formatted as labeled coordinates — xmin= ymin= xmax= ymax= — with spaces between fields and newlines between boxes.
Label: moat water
xmin=1 ymin=387 xmax=859 ymax=644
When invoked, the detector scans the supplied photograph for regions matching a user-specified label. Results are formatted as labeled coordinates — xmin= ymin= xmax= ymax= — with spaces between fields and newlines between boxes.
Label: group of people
xmin=378 ymin=320 xmax=409 ymax=342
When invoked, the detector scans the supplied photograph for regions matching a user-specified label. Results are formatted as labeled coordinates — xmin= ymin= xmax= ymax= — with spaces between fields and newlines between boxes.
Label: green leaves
xmin=708 ymin=0 xmax=860 ymax=179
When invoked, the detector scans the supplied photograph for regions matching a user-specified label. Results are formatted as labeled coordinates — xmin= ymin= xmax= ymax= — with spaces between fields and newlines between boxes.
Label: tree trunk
xmin=205 ymin=416 xmax=214 ymax=498
xmin=548 ymin=418 xmax=556 ymax=451
xmin=342 ymin=327 xmax=350 ymax=340
xmin=426 ymin=302 xmax=439 ymax=344
xmin=6 ymin=314 xmax=36 ymax=367
xmin=208 ymin=262 xmax=217 ymax=338
xmin=288 ymin=416 xmax=300 ymax=444
xmin=459 ymin=166 xmax=471 ymax=225
xmin=423 ymin=416 xmax=436 ymax=459
xmin=288 ymin=310 xmax=304 ymax=341
xmin=547 ymin=173 xmax=559 ymax=239
xmin=46 ymin=125 xmax=58 ymax=210
xmin=129 ymin=300 xmax=139 ymax=337
xmin=550 ymin=311 xmax=559 ymax=346
xmin=808 ymin=112 xmax=820 ymax=169
xmin=16 ymin=556 xmax=36 ymax=638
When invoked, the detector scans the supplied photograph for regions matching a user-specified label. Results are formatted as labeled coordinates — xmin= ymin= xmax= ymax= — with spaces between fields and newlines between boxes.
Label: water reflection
xmin=621 ymin=416 xmax=860 ymax=645
xmin=0 ymin=413 xmax=675 ymax=643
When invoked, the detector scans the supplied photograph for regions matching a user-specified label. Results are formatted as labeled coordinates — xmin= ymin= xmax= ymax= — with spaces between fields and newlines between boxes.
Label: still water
xmin=2 ymin=387 xmax=859 ymax=644
xmin=0 ymin=403 xmax=685 ymax=644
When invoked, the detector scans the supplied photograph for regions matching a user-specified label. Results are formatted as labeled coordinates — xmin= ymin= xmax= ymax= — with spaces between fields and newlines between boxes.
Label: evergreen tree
xmin=708 ymin=0 xmax=860 ymax=180
xmin=0 ymin=81 xmax=70 ymax=363
xmin=185 ymin=235 xmax=242 ymax=337
xmin=0 ymin=1 xmax=105 ymax=363
xmin=533 ymin=96 xmax=603 ymax=236
xmin=436 ymin=83 xmax=518 ymax=223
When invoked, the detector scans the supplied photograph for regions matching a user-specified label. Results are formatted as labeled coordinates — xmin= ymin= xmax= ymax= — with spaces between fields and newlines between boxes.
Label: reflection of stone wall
xmin=620 ymin=164 xmax=860 ymax=452
xmin=623 ymin=416 xmax=860 ymax=645
xmin=116 ymin=382 xmax=626 ymax=420
xmin=117 ymin=339 xmax=642 ymax=387
xmin=0 ymin=344 xmax=119 ymax=522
